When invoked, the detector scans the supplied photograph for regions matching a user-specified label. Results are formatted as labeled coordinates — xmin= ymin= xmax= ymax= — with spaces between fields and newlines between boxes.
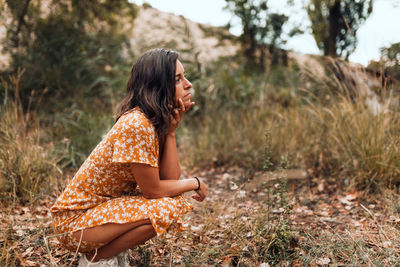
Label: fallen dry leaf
xmin=24 ymin=259 xmax=37 ymax=266
xmin=316 ymin=257 xmax=330 ymax=265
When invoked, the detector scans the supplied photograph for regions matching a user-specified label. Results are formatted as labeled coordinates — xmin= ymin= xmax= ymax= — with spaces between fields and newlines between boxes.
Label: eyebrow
xmin=175 ymin=72 xmax=186 ymax=77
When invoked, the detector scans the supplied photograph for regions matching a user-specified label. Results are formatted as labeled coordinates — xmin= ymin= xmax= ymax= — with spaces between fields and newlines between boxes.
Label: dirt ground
xmin=1 ymin=167 xmax=400 ymax=266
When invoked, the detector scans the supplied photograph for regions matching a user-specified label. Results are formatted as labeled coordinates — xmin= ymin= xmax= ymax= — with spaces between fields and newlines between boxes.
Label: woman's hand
xmin=191 ymin=179 xmax=208 ymax=202
xmin=168 ymin=98 xmax=195 ymax=135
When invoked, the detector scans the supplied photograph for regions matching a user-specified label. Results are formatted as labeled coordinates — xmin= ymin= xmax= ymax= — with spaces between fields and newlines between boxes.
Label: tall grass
xmin=0 ymin=72 xmax=60 ymax=205
xmin=181 ymin=57 xmax=400 ymax=188
xmin=303 ymin=93 xmax=400 ymax=187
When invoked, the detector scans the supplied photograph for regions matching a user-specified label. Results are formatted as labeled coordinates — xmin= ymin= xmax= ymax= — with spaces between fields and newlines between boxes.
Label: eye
xmin=184 ymin=72 xmax=192 ymax=82
xmin=175 ymin=77 xmax=181 ymax=83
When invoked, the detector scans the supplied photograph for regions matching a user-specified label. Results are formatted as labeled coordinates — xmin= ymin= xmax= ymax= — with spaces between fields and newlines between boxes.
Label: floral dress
xmin=50 ymin=107 xmax=193 ymax=252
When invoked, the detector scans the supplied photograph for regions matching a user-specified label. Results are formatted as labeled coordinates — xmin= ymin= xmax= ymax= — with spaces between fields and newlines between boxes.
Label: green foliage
xmin=180 ymin=57 xmax=301 ymax=169
xmin=51 ymin=107 xmax=114 ymax=168
xmin=2 ymin=0 xmax=136 ymax=111
xmin=307 ymin=0 xmax=373 ymax=58
xmin=142 ymin=2 xmax=153 ymax=9
xmin=377 ymin=42 xmax=400 ymax=82
xmin=190 ymin=56 xmax=298 ymax=114
xmin=224 ymin=0 xmax=297 ymax=70
xmin=0 ymin=1 xmax=134 ymax=167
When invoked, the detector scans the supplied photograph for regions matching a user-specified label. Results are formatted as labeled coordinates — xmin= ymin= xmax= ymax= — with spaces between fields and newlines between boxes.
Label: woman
xmin=50 ymin=48 xmax=208 ymax=266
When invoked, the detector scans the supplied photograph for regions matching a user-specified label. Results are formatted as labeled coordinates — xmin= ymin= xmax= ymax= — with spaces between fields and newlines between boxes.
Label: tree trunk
xmin=326 ymin=0 xmax=341 ymax=57
xmin=13 ymin=0 xmax=31 ymax=47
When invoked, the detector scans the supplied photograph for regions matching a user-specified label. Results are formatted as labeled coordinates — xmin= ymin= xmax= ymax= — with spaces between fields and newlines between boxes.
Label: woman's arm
xmin=159 ymin=98 xmax=194 ymax=180
xmin=131 ymin=163 xmax=207 ymax=200
xmin=159 ymin=133 xmax=181 ymax=180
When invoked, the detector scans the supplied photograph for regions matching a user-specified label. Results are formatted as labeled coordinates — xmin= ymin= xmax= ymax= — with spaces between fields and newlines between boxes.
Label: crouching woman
xmin=50 ymin=49 xmax=208 ymax=266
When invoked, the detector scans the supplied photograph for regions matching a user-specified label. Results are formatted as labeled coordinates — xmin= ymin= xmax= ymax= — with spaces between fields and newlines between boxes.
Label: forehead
xmin=175 ymin=60 xmax=184 ymax=74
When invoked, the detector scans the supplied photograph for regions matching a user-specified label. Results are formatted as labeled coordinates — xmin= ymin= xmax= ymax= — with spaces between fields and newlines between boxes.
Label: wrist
xmin=193 ymin=177 xmax=201 ymax=191
xmin=187 ymin=178 xmax=199 ymax=191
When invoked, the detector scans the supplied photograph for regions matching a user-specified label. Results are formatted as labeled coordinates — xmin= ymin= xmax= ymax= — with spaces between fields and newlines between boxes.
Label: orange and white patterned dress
xmin=50 ymin=107 xmax=193 ymax=252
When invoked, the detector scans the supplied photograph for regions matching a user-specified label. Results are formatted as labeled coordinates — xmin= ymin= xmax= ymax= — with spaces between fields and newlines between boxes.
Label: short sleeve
xmin=112 ymin=112 xmax=159 ymax=167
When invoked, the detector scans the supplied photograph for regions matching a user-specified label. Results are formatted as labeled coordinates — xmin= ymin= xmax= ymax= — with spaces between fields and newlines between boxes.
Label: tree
xmin=1 ymin=0 xmax=137 ymax=110
xmin=225 ymin=0 xmax=298 ymax=70
xmin=380 ymin=42 xmax=400 ymax=82
xmin=307 ymin=0 xmax=373 ymax=59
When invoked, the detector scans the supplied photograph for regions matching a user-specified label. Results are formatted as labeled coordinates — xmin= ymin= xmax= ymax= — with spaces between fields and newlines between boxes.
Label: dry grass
xmin=0 ymin=71 xmax=60 ymax=206
xmin=181 ymin=58 xmax=400 ymax=189
xmin=181 ymin=95 xmax=400 ymax=187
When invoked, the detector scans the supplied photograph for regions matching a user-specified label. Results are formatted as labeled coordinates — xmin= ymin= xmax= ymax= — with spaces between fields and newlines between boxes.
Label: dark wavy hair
xmin=116 ymin=48 xmax=179 ymax=143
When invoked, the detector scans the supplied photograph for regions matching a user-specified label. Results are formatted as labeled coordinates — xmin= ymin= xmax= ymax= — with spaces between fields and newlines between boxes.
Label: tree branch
xmin=13 ymin=0 xmax=31 ymax=47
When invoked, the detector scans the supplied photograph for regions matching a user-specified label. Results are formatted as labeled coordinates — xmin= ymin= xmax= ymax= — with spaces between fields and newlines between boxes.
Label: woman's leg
xmin=72 ymin=219 xmax=152 ymax=244
xmin=72 ymin=219 xmax=156 ymax=261
xmin=91 ymin=224 xmax=156 ymax=261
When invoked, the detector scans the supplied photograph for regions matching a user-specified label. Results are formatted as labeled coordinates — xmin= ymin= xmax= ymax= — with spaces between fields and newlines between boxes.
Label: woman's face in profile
xmin=174 ymin=60 xmax=193 ymax=108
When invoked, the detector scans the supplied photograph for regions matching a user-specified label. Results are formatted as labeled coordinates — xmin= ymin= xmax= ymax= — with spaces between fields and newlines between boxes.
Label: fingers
xmin=185 ymin=101 xmax=195 ymax=112
xmin=168 ymin=98 xmax=196 ymax=129
xmin=178 ymin=98 xmax=197 ymax=113
xmin=191 ymin=191 xmax=205 ymax=202
xmin=173 ymin=108 xmax=180 ymax=120
xmin=178 ymin=98 xmax=186 ymax=113
xmin=191 ymin=194 xmax=201 ymax=201
xmin=195 ymin=180 xmax=208 ymax=202
xmin=191 ymin=179 xmax=208 ymax=202
xmin=170 ymin=99 xmax=195 ymax=114
xmin=185 ymin=98 xmax=196 ymax=110
xmin=173 ymin=99 xmax=187 ymax=122
xmin=196 ymin=189 xmax=205 ymax=200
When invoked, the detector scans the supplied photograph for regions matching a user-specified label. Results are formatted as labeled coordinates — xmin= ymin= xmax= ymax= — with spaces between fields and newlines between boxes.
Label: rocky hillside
xmin=128 ymin=5 xmax=239 ymax=65
xmin=0 ymin=4 xmax=239 ymax=70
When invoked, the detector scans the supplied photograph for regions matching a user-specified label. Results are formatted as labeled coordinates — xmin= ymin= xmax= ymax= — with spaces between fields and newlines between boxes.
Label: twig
xmin=344 ymin=229 xmax=374 ymax=266
xmin=317 ymin=219 xmax=359 ymax=264
xmin=169 ymin=242 xmax=173 ymax=267
xmin=42 ymin=231 xmax=80 ymax=266
xmin=43 ymin=234 xmax=56 ymax=267
xmin=360 ymin=203 xmax=390 ymax=242
xmin=67 ymin=230 xmax=84 ymax=267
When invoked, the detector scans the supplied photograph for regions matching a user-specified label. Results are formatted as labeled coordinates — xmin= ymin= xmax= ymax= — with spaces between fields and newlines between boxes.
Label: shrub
xmin=50 ymin=107 xmax=114 ymax=168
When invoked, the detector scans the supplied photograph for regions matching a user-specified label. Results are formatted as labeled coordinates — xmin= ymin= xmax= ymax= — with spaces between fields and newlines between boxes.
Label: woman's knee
xmin=142 ymin=224 xmax=157 ymax=237
xmin=122 ymin=223 xmax=157 ymax=245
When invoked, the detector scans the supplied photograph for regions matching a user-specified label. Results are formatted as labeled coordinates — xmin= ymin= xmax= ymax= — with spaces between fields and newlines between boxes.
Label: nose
xmin=184 ymin=77 xmax=192 ymax=89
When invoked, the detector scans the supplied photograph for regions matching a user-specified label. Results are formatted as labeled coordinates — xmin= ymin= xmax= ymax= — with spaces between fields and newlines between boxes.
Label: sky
xmin=134 ymin=0 xmax=400 ymax=66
